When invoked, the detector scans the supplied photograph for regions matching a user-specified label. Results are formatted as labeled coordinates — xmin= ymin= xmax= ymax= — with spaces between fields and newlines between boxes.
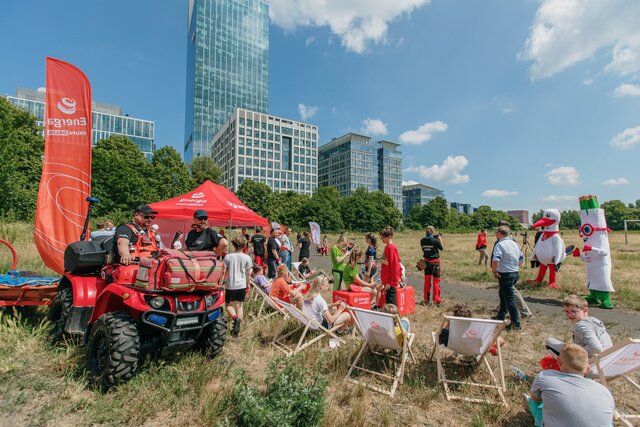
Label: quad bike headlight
xmin=149 ymin=296 xmax=165 ymax=309
xmin=205 ymin=294 xmax=217 ymax=308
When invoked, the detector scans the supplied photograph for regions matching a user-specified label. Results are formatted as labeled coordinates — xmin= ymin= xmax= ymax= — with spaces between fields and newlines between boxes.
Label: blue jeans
xmin=280 ymin=250 xmax=292 ymax=272
xmin=497 ymin=271 xmax=520 ymax=326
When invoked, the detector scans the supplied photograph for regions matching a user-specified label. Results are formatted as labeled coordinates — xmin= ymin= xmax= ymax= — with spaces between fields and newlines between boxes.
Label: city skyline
xmin=1 ymin=1 xmax=639 ymax=213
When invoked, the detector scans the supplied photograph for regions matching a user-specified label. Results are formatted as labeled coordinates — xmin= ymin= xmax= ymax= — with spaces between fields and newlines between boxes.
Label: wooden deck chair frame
xmin=246 ymin=280 xmax=287 ymax=324
xmin=345 ymin=307 xmax=416 ymax=398
xmin=271 ymin=298 xmax=345 ymax=357
xmin=429 ymin=316 xmax=508 ymax=406
xmin=590 ymin=338 xmax=640 ymax=427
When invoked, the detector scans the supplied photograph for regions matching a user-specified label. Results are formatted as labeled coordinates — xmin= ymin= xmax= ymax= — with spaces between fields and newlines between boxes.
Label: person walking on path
xmin=492 ymin=225 xmax=524 ymax=331
xmin=476 ymin=229 xmax=489 ymax=267
xmin=420 ymin=226 xmax=444 ymax=305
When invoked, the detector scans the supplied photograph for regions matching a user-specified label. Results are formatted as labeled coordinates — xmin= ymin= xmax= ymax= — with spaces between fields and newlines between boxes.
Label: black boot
xmin=232 ymin=318 xmax=241 ymax=337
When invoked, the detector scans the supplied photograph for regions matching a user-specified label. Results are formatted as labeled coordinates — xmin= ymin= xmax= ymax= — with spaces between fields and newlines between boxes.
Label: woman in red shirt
xmin=476 ymin=229 xmax=489 ymax=267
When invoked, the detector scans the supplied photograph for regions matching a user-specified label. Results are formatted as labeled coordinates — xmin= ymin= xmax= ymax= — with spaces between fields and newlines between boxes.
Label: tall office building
xmin=318 ymin=133 xmax=403 ymax=210
xmin=402 ymin=183 xmax=444 ymax=215
xmin=5 ymin=87 xmax=155 ymax=159
xmin=184 ymin=0 xmax=269 ymax=161
xmin=212 ymin=108 xmax=318 ymax=195
xmin=450 ymin=202 xmax=473 ymax=215
xmin=377 ymin=140 xmax=403 ymax=211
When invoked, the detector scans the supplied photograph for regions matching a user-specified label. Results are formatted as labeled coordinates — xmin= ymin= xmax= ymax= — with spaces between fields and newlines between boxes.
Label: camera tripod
xmin=520 ymin=233 xmax=534 ymax=269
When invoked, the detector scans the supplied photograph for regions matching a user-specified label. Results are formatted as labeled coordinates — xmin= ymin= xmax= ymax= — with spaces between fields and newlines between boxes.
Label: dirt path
xmin=304 ymin=251 xmax=640 ymax=336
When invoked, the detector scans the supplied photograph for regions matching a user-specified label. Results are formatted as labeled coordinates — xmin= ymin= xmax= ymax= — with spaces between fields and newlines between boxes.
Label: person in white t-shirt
xmin=302 ymin=276 xmax=352 ymax=331
xmin=221 ymin=234 xmax=253 ymax=337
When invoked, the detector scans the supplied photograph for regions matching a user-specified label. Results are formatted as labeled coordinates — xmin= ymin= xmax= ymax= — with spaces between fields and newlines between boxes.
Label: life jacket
xmin=126 ymin=223 xmax=158 ymax=259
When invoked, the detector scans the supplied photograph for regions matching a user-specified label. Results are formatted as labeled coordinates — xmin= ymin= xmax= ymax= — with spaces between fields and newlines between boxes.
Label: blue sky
xmin=2 ymin=0 xmax=639 ymax=213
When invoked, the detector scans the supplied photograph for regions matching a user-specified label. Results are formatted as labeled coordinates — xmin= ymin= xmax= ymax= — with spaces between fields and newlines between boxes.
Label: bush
xmin=228 ymin=356 xmax=327 ymax=427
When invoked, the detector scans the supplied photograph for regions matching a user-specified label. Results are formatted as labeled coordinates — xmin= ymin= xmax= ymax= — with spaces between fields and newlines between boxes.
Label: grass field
xmin=0 ymin=223 xmax=639 ymax=426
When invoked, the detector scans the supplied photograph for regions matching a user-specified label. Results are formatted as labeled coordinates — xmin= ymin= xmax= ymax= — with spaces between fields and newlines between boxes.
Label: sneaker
xmin=521 ymin=311 xmax=534 ymax=319
xmin=491 ymin=315 xmax=505 ymax=321
xmin=232 ymin=318 xmax=241 ymax=337
xmin=506 ymin=323 xmax=522 ymax=332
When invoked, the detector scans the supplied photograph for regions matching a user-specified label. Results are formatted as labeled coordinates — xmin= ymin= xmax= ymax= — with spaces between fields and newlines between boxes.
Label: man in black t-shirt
xmin=298 ymin=231 xmax=311 ymax=262
xmin=111 ymin=205 xmax=158 ymax=265
xmin=250 ymin=226 xmax=267 ymax=268
xmin=185 ymin=209 xmax=228 ymax=255
xmin=420 ymin=225 xmax=444 ymax=304
xmin=266 ymin=228 xmax=281 ymax=279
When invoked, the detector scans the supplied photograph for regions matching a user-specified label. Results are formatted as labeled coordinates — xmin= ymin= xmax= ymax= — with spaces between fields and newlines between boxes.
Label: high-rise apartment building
xmin=184 ymin=0 xmax=269 ymax=161
xmin=5 ymin=87 xmax=155 ymax=159
xmin=318 ymin=133 xmax=403 ymax=210
xmin=378 ymin=140 xmax=403 ymax=211
xmin=402 ymin=183 xmax=444 ymax=215
xmin=212 ymin=108 xmax=318 ymax=195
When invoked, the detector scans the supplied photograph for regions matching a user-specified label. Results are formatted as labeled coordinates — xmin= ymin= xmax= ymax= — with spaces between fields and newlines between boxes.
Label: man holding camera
xmin=420 ymin=225 xmax=444 ymax=304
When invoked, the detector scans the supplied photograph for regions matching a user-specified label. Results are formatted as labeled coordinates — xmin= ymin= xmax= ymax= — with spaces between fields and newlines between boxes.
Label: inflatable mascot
xmin=527 ymin=209 xmax=566 ymax=289
xmin=572 ymin=195 xmax=614 ymax=309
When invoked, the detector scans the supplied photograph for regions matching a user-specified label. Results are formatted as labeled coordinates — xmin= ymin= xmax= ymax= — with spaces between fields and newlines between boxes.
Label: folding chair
xmin=429 ymin=316 xmax=508 ymax=406
xmin=345 ymin=307 xmax=416 ymax=397
xmin=590 ymin=338 xmax=640 ymax=427
xmin=292 ymin=261 xmax=326 ymax=282
xmin=246 ymin=280 xmax=287 ymax=324
xmin=271 ymin=298 xmax=345 ymax=357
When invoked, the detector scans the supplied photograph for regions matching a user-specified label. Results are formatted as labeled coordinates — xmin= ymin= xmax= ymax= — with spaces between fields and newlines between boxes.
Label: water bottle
xmin=512 ymin=366 xmax=529 ymax=382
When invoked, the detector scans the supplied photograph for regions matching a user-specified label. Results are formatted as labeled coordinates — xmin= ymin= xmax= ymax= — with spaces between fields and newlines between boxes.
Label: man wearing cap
xmin=185 ymin=209 xmax=229 ymax=255
xmin=111 ymin=205 xmax=159 ymax=265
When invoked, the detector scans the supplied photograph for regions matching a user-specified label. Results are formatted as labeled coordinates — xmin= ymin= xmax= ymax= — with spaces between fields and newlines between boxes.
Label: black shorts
xmin=225 ymin=288 xmax=246 ymax=304
xmin=386 ymin=286 xmax=397 ymax=306
xmin=321 ymin=318 xmax=329 ymax=329
xmin=425 ymin=261 xmax=441 ymax=277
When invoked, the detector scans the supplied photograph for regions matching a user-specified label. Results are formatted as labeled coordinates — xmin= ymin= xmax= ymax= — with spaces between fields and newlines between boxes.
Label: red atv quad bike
xmin=48 ymin=235 xmax=227 ymax=390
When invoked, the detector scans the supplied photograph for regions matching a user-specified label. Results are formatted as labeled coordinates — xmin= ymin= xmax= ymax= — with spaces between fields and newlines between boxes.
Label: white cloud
xmin=399 ymin=120 xmax=448 ymax=145
xmin=519 ymin=0 xmax=640 ymax=80
xmin=405 ymin=155 xmax=470 ymax=184
xmin=610 ymin=126 xmax=640 ymax=149
xmin=360 ymin=117 xmax=388 ymax=136
xmin=455 ymin=190 xmax=463 ymax=195
xmin=305 ymin=36 xmax=316 ymax=47
xmin=402 ymin=180 xmax=419 ymax=186
xmin=482 ymin=189 xmax=518 ymax=197
xmin=269 ymin=0 xmax=430 ymax=54
xmin=602 ymin=177 xmax=629 ymax=185
xmin=298 ymin=103 xmax=319 ymax=120
xmin=542 ymin=195 xmax=575 ymax=202
xmin=547 ymin=166 xmax=580 ymax=185
xmin=493 ymin=94 xmax=518 ymax=114
xmin=582 ymin=78 xmax=594 ymax=86
xmin=613 ymin=83 xmax=640 ymax=97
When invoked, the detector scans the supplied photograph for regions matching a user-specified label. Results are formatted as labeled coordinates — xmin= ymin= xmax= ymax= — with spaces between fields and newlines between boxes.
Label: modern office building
xmin=318 ymin=133 xmax=403 ymax=210
xmin=507 ymin=210 xmax=529 ymax=225
xmin=5 ymin=87 xmax=155 ymax=159
xmin=450 ymin=202 xmax=474 ymax=215
xmin=377 ymin=141 xmax=403 ymax=211
xmin=402 ymin=183 xmax=444 ymax=216
xmin=184 ymin=0 xmax=269 ymax=161
xmin=211 ymin=108 xmax=318 ymax=195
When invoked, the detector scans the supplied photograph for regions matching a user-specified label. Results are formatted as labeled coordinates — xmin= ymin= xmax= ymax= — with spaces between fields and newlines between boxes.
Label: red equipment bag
xmin=135 ymin=250 xmax=222 ymax=291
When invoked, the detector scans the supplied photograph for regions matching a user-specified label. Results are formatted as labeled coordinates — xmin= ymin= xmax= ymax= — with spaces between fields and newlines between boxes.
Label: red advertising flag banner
xmin=34 ymin=57 xmax=92 ymax=274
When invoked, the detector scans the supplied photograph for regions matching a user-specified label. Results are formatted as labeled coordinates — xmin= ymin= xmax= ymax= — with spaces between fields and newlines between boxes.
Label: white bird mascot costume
xmin=571 ymin=195 xmax=614 ymax=309
xmin=527 ymin=209 xmax=566 ymax=289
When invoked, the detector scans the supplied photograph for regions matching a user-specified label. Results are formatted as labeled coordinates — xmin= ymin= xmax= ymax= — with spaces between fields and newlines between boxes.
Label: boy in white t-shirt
xmin=302 ymin=276 xmax=352 ymax=331
xmin=221 ymin=234 xmax=253 ymax=337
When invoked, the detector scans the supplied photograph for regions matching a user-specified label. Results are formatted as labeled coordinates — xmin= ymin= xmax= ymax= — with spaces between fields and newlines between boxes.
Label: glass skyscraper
xmin=184 ymin=0 xmax=269 ymax=161
xmin=6 ymin=87 xmax=155 ymax=160
xmin=402 ymin=183 xmax=444 ymax=216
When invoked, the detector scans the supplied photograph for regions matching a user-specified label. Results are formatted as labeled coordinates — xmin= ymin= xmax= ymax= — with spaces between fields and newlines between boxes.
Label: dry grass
xmin=0 ymin=223 xmax=639 ymax=426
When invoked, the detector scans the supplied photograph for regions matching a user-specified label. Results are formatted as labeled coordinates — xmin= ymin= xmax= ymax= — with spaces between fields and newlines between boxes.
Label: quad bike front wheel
xmin=196 ymin=315 xmax=227 ymax=357
xmin=87 ymin=312 xmax=140 ymax=390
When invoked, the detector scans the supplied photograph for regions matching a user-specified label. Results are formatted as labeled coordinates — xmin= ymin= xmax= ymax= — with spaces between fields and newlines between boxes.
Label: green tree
xmin=601 ymin=200 xmax=629 ymax=230
xmin=424 ymin=196 xmax=449 ymax=229
xmin=0 ymin=98 xmax=44 ymax=220
xmin=91 ymin=135 xmax=151 ymax=218
xmin=271 ymin=191 xmax=310 ymax=228
xmin=531 ymin=209 xmax=543 ymax=224
xmin=339 ymin=188 xmax=401 ymax=232
xmin=299 ymin=186 xmax=344 ymax=232
xmin=189 ymin=156 xmax=222 ymax=184
xmin=236 ymin=179 xmax=274 ymax=219
xmin=559 ymin=210 xmax=581 ymax=230
xmin=148 ymin=146 xmax=194 ymax=202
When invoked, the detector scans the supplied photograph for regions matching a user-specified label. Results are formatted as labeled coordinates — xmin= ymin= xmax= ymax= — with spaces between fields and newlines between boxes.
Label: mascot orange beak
xmin=532 ymin=217 xmax=556 ymax=228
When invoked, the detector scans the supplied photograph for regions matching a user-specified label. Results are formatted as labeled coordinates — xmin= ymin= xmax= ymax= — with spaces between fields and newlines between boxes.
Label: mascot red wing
xmin=526 ymin=209 xmax=566 ymax=289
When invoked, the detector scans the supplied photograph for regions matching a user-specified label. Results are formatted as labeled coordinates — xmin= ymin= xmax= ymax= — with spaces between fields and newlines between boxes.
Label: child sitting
xmin=302 ymin=275 xmax=352 ymax=332
xmin=545 ymin=294 xmax=613 ymax=357
xmin=269 ymin=264 xmax=305 ymax=310
xmin=251 ymin=264 xmax=270 ymax=294
xmin=343 ymin=249 xmax=379 ymax=305
xmin=298 ymin=257 xmax=313 ymax=279
xmin=439 ymin=304 xmax=504 ymax=355
xmin=381 ymin=304 xmax=410 ymax=346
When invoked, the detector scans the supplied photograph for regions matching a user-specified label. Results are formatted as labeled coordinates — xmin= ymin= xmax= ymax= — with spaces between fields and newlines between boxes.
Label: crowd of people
xmin=98 ymin=205 xmax=623 ymax=426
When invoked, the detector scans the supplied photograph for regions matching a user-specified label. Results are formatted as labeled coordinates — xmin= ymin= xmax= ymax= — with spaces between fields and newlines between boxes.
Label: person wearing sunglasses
xmin=185 ymin=209 xmax=229 ymax=256
xmin=111 ymin=205 xmax=159 ymax=265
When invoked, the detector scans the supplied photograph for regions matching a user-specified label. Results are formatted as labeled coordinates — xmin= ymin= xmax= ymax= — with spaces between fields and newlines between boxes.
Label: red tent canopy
xmin=149 ymin=180 xmax=269 ymax=227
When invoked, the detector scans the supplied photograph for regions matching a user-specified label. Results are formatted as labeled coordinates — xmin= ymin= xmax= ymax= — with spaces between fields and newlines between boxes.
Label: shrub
xmin=228 ymin=356 xmax=327 ymax=427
